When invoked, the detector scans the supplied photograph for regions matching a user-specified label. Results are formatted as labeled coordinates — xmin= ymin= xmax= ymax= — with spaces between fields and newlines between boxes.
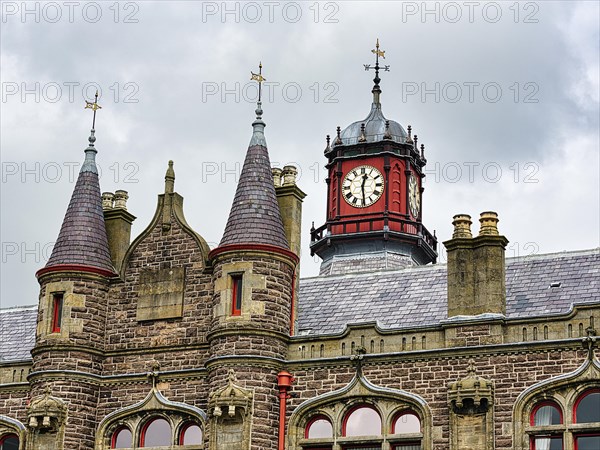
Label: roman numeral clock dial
xmin=342 ymin=165 xmax=384 ymax=208
xmin=408 ymin=173 xmax=421 ymax=218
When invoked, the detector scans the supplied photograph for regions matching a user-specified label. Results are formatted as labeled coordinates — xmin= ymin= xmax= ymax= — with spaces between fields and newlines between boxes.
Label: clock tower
xmin=310 ymin=40 xmax=437 ymax=274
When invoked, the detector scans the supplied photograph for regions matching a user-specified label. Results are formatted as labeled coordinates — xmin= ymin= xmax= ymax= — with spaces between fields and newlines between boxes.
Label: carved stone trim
xmin=95 ymin=384 xmax=207 ymax=450
xmin=512 ymin=343 xmax=600 ymax=450
xmin=288 ymin=368 xmax=433 ymax=449
xmin=208 ymin=370 xmax=254 ymax=450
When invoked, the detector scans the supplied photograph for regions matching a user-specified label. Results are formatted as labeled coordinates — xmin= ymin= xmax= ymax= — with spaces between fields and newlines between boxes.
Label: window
xmin=530 ymin=401 xmax=563 ymax=450
xmin=231 ymin=275 xmax=243 ymax=316
xmin=343 ymin=406 xmax=382 ymax=437
xmin=527 ymin=393 xmax=600 ymax=450
xmin=574 ymin=389 xmax=600 ymax=423
xmin=111 ymin=427 xmax=132 ymax=448
xmin=0 ymin=435 xmax=19 ymax=450
xmin=306 ymin=416 xmax=333 ymax=439
xmin=531 ymin=402 xmax=562 ymax=426
xmin=179 ymin=422 xmax=203 ymax=445
xmin=393 ymin=412 xmax=421 ymax=434
xmin=51 ymin=292 xmax=64 ymax=333
xmin=300 ymin=402 xmax=425 ymax=450
xmin=573 ymin=390 xmax=600 ymax=449
xmin=575 ymin=435 xmax=600 ymax=450
xmin=140 ymin=417 xmax=171 ymax=447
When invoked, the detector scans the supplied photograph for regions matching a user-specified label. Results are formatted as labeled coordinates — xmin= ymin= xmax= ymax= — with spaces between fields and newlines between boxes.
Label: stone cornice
xmin=285 ymin=338 xmax=593 ymax=370
xmin=26 ymin=367 xmax=208 ymax=387
xmin=204 ymin=355 xmax=286 ymax=372
xmin=206 ymin=326 xmax=290 ymax=343
xmin=291 ymin=303 xmax=600 ymax=342
xmin=30 ymin=342 xmax=209 ymax=359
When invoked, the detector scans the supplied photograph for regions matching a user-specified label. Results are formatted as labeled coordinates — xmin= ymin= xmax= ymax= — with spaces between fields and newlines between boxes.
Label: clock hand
xmin=361 ymin=174 xmax=367 ymax=199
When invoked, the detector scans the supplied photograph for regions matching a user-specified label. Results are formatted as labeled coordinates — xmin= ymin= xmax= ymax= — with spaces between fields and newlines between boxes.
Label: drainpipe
xmin=277 ymin=371 xmax=295 ymax=450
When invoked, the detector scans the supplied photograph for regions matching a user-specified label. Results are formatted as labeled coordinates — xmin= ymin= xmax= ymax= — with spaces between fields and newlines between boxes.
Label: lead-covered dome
xmin=338 ymin=102 xmax=407 ymax=146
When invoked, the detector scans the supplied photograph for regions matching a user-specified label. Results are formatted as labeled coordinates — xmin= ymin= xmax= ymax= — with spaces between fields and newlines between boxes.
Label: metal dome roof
xmin=337 ymin=103 xmax=407 ymax=146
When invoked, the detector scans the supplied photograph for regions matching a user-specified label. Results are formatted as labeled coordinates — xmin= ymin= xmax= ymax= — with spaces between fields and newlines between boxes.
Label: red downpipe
xmin=277 ymin=371 xmax=295 ymax=450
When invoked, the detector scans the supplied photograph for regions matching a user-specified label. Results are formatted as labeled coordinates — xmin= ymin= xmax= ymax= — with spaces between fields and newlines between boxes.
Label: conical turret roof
xmin=42 ymin=129 xmax=115 ymax=275
xmin=219 ymin=102 xmax=289 ymax=250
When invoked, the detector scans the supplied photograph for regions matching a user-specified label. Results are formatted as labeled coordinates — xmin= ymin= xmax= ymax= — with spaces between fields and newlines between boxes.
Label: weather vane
xmin=84 ymin=90 xmax=102 ymax=129
xmin=250 ymin=62 xmax=266 ymax=103
xmin=363 ymin=38 xmax=390 ymax=76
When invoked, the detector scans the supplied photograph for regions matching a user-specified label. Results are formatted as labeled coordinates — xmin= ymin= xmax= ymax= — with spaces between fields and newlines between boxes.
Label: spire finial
xmin=359 ymin=123 xmax=367 ymax=142
xmin=85 ymin=90 xmax=101 ymax=130
xmin=81 ymin=90 xmax=102 ymax=173
xmin=324 ymin=134 xmax=331 ymax=153
xmin=165 ymin=160 xmax=175 ymax=194
xmin=251 ymin=61 xmax=266 ymax=108
xmin=420 ymin=143 xmax=425 ymax=159
xmin=384 ymin=120 xmax=392 ymax=140
xmin=249 ymin=62 xmax=267 ymax=147
xmin=406 ymin=125 xmax=413 ymax=144
xmin=363 ymin=38 xmax=390 ymax=106
xmin=334 ymin=126 xmax=343 ymax=145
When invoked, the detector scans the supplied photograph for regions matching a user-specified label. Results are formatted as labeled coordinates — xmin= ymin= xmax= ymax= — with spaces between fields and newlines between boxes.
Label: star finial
xmin=363 ymin=39 xmax=390 ymax=105
xmin=84 ymin=90 xmax=102 ymax=130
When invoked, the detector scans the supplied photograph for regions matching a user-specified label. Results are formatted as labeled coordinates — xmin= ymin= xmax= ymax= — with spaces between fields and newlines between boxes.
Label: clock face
xmin=342 ymin=165 xmax=384 ymax=208
xmin=408 ymin=173 xmax=420 ymax=217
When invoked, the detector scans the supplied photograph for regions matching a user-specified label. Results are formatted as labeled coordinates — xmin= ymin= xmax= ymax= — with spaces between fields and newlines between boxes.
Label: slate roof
xmin=297 ymin=248 xmax=600 ymax=336
xmin=219 ymin=111 xmax=289 ymax=249
xmin=0 ymin=306 xmax=37 ymax=361
xmin=45 ymin=136 xmax=115 ymax=273
xmin=1 ymin=249 xmax=598 ymax=361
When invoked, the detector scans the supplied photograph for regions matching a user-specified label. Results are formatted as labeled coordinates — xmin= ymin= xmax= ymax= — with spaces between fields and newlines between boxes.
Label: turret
xmin=31 ymin=93 xmax=114 ymax=449
xmin=207 ymin=64 xmax=298 ymax=450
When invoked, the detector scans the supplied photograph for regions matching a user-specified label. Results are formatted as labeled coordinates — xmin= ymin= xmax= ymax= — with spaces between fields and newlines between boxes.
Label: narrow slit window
xmin=231 ymin=275 xmax=243 ymax=316
xmin=52 ymin=293 xmax=64 ymax=333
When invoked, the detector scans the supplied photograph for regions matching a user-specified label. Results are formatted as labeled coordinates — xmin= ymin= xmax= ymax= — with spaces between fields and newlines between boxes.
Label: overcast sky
xmin=1 ymin=1 xmax=598 ymax=309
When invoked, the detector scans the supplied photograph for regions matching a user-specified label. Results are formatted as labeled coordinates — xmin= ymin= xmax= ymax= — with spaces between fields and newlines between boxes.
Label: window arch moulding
xmin=513 ymin=346 xmax=600 ymax=450
xmin=95 ymin=386 xmax=207 ymax=450
xmin=287 ymin=367 xmax=433 ymax=450
xmin=0 ymin=415 xmax=26 ymax=450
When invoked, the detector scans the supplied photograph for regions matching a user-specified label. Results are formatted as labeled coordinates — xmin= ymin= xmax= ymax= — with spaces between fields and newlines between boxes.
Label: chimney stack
xmin=272 ymin=165 xmax=306 ymax=335
xmin=272 ymin=166 xmax=305 ymax=258
xmin=444 ymin=211 xmax=508 ymax=318
xmin=103 ymin=190 xmax=136 ymax=273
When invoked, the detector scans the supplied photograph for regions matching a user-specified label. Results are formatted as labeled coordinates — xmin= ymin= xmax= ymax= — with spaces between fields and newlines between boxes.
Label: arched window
xmin=574 ymin=389 xmax=600 ymax=423
xmin=573 ymin=389 xmax=600 ymax=449
xmin=0 ymin=435 xmax=19 ymax=450
xmin=305 ymin=415 xmax=333 ymax=439
xmin=530 ymin=401 xmax=563 ymax=450
xmin=178 ymin=422 xmax=203 ymax=445
xmin=140 ymin=417 xmax=171 ymax=447
xmin=531 ymin=402 xmax=562 ymax=426
xmin=343 ymin=405 xmax=382 ymax=436
xmin=393 ymin=411 xmax=421 ymax=434
xmin=111 ymin=426 xmax=132 ymax=448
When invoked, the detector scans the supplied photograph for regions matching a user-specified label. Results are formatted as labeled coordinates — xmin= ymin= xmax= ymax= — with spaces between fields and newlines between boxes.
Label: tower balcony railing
xmin=310 ymin=214 xmax=437 ymax=251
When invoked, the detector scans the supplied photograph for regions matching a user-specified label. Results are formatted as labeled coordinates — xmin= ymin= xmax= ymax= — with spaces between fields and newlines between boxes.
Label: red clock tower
xmin=310 ymin=40 xmax=437 ymax=274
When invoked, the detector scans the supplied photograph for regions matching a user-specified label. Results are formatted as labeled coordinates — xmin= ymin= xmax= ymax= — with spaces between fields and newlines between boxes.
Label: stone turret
xmin=208 ymin=95 xmax=298 ymax=450
xmin=32 ymin=119 xmax=114 ymax=449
